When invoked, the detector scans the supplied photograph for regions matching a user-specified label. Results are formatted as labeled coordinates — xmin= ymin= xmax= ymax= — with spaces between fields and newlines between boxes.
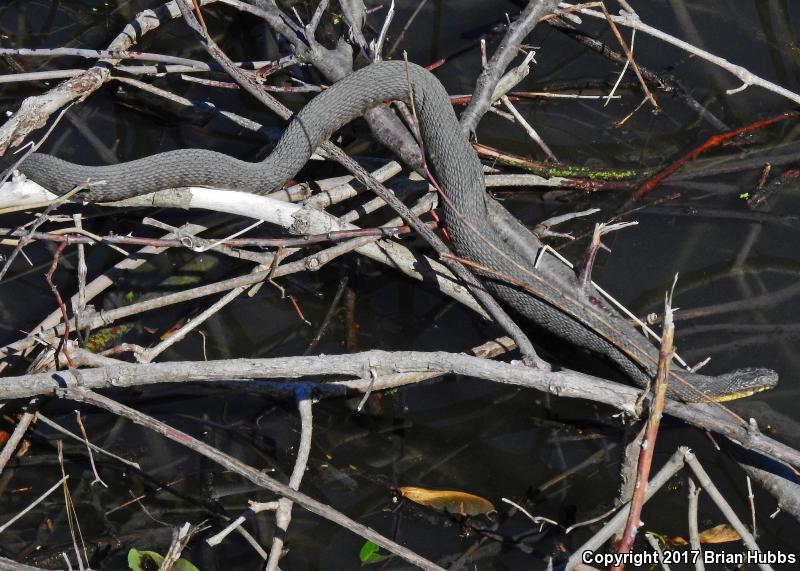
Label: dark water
xmin=1 ymin=1 xmax=800 ymax=569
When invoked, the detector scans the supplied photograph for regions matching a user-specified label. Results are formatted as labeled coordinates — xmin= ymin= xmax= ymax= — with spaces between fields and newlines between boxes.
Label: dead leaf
xmin=15 ymin=439 xmax=30 ymax=458
xmin=397 ymin=486 xmax=496 ymax=517
xmin=666 ymin=523 xmax=742 ymax=547
xmin=698 ymin=524 xmax=742 ymax=544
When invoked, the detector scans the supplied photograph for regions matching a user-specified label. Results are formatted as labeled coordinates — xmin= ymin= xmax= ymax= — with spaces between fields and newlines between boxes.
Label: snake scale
xmin=19 ymin=61 xmax=778 ymax=402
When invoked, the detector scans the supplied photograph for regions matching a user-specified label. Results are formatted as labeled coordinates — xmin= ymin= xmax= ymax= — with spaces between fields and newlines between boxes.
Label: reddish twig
xmin=611 ymin=286 xmax=676 ymax=570
xmin=44 ymin=242 xmax=73 ymax=368
xmin=625 ymin=111 xmax=799 ymax=206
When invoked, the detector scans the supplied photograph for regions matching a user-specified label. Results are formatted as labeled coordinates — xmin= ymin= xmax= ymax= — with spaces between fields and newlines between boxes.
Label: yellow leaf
xmin=397 ymin=486 xmax=496 ymax=516
xmin=665 ymin=524 xmax=741 ymax=547
xmin=698 ymin=524 xmax=742 ymax=544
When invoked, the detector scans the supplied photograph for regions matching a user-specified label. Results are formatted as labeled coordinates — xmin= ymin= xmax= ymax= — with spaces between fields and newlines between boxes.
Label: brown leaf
xmin=668 ymin=536 xmax=689 ymax=547
xmin=397 ymin=486 xmax=496 ymax=516
xmin=698 ymin=524 xmax=742 ymax=544
xmin=666 ymin=524 xmax=741 ymax=547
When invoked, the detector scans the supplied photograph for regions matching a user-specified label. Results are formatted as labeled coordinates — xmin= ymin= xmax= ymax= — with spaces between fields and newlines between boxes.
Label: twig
xmin=598 ymin=2 xmax=657 ymax=111
xmin=0 ymin=222 xmax=430 ymax=250
xmin=0 ymin=408 xmax=36 ymax=475
xmin=304 ymin=276 xmax=349 ymax=354
xmin=687 ymin=478 xmax=705 ymax=571
xmin=35 ymin=413 xmax=140 ymax=470
xmin=74 ymin=411 xmax=108 ymax=488
xmin=265 ymin=391 xmax=313 ymax=571
xmin=0 ymin=47 xmax=206 ymax=67
xmin=135 ymin=281 xmax=253 ymax=363
xmin=44 ymin=242 xmax=73 ymax=368
xmin=57 ymin=441 xmax=87 ymax=570
xmin=112 ymin=76 xmax=264 ymax=132
xmin=0 ymin=0 xmax=226 ymax=154
xmin=0 ymin=193 xmax=485 ymax=361
xmin=611 ymin=280 xmax=675 ymax=570
xmin=501 ymin=95 xmax=557 ymax=161
xmin=561 ymin=3 xmax=800 ymax=105
xmin=545 ymin=18 xmax=727 ymax=129
xmin=746 ymin=475 xmax=757 ymax=535
xmin=206 ymin=501 xmax=279 ymax=550
xmin=387 ymin=0 xmax=430 ymax=57
xmin=684 ymin=452 xmax=774 ymax=571
xmin=0 ymin=475 xmax=69 ymax=534
xmin=0 ymin=224 xmax=207 ymax=374
xmin=160 ymin=522 xmax=206 ymax=571
xmin=644 ymin=533 xmax=671 ymax=571
xmin=625 ymin=111 xmax=798 ymax=207
xmin=565 ymin=448 xmax=689 ymax=571
xmin=372 ymin=0 xmax=395 ymax=61
xmin=460 ymin=0 xmax=558 ymax=134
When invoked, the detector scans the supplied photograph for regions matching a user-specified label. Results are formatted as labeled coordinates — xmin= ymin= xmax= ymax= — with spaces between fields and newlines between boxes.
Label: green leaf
xmin=359 ymin=541 xmax=393 ymax=565
xmin=127 ymin=549 xmax=164 ymax=571
xmin=174 ymin=558 xmax=200 ymax=571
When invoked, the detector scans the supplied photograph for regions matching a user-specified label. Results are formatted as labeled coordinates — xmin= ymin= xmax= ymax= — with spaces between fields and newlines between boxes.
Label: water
xmin=0 ymin=1 xmax=799 ymax=569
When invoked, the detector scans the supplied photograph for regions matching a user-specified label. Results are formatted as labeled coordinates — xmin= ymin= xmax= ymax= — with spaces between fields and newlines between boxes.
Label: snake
xmin=18 ymin=60 xmax=778 ymax=402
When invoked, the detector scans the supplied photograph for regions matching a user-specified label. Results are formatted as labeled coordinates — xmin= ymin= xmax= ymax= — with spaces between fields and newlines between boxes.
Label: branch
xmin=0 ymin=0 xmax=225 ymax=154
xmin=265 ymin=391 xmax=313 ymax=570
xmin=560 ymin=3 xmax=800 ymax=106
xmin=460 ymin=0 xmax=558 ymax=134
xmin=1 ymin=351 xmax=798 ymax=467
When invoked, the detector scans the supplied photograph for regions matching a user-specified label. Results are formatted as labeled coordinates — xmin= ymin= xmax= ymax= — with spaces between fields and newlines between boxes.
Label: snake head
xmin=713 ymin=367 xmax=779 ymax=402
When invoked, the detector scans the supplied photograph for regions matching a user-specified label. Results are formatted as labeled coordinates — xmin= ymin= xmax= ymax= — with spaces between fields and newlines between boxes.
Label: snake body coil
xmin=19 ymin=61 xmax=778 ymax=402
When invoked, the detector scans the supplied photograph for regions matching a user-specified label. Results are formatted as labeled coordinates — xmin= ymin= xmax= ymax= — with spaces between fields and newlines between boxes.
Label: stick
xmin=565 ymin=448 xmax=689 ymax=570
xmin=0 ymin=352 xmax=797 ymax=467
xmin=265 ymin=392 xmax=313 ymax=570
xmin=685 ymin=453 xmax=774 ymax=571
xmin=687 ymin=478 xmax=705 ymax=571
xmin=460 ymin=0 xmax=558 ymax=133
xmin=611 ymin=282 xmax=676 ymax=569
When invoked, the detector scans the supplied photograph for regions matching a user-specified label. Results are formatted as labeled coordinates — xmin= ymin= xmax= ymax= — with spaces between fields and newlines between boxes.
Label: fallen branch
xmin=0 ymin=351 xmax=797 ymax=467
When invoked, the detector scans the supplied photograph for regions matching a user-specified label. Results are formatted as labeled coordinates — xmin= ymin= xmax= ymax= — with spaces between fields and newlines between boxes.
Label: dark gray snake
xmin=19 ymin=61 xmax=778 ymax=402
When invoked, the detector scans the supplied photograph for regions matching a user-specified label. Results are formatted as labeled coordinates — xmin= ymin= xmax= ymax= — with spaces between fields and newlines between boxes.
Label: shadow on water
xmin=0 ymin=0 xmax=799 ymax=569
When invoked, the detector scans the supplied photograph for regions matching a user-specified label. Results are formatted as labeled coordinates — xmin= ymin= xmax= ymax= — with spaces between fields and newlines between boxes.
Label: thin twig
xmin=265 ymin=392 xmax=313 ymax=570
xmin=684 ymin=452 xmax=774 ymax=571
xmin=687 ymin=478 xmax=705 ymax=571
xmin=0 ymin=475 xmax=69 ymax=534
xmin=561 ymin=2 xmax=800 ymax=105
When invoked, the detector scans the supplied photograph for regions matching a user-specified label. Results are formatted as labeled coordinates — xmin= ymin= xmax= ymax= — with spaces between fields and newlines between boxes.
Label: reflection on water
xmin=0 ymin=0 xmax=799 ymax=568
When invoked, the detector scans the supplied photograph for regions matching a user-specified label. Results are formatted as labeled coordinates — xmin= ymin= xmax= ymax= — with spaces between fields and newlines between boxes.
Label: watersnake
xmin=17 ymin=61 xmax=778 ymax=402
